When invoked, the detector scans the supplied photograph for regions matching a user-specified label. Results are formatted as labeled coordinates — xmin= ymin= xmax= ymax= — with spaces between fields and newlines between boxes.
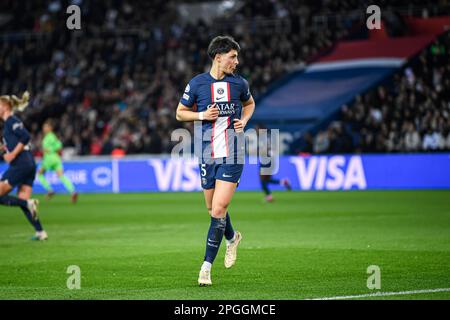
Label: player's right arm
xmin=176 ymin=103 xmax=219 ymax=122
xmin=52 ymin=136 xmax=63 ymax=152
xmin=175 ymin=80 xmax=218 ymax=122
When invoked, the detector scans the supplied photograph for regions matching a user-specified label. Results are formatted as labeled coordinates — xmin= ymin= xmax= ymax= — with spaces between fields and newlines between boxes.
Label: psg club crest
xmin=217 ymin=88 xmax=224 ymax=95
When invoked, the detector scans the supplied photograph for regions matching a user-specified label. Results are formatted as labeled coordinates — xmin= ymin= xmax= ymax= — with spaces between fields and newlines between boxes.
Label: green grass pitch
xmin=0 ymin=190 xmax=449 ymax=300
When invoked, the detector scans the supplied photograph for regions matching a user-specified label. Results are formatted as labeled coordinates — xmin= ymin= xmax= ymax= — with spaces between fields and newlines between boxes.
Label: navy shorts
xmin=1 ymin=164 xmax=36 ymax=188
xmin=199 ymin=162 xmax=244 ymax=189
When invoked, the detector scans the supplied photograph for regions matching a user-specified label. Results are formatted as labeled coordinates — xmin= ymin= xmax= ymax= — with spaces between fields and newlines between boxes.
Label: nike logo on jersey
xmin=222 ymin=174 xmax=233 ymax=178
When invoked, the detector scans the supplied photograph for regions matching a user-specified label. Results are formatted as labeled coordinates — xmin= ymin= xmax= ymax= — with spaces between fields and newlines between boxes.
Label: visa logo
xmin=149 ymin=159 xmax=202 ymax=191
xmin=289 ymin=156 xmax=367 ymax=190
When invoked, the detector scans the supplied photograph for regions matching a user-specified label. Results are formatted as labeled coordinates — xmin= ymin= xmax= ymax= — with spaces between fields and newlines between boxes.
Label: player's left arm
xmin=3 ymin=121 xmax=30 ymax=163
xmin=3 ymin=143 xmax=25 ymax=163
xmin=53 ymin=136 xmax=63 ymax=152
xmin=233 ymin=96 xmax=255 ymax=133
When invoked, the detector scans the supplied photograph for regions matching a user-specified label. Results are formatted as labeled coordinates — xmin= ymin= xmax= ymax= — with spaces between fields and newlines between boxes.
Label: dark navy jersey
xmin=2 ymin=115 xmax=34 ymax=167
xmin=180 ymin=72 xmax=251 ymax=161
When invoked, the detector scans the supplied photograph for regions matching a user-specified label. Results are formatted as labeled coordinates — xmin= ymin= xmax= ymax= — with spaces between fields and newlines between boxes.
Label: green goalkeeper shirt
xmin=42 ymin=132 xmax=63 ymax=162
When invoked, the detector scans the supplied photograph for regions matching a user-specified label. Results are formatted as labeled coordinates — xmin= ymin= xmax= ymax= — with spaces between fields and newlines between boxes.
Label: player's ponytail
xmin=0 ymin=91 xmax=30 ymax=112
xmin=11 ymin=91 xmax=30 ymax=112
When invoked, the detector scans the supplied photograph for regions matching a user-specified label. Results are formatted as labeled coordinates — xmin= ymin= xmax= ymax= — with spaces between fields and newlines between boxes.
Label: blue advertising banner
xmin=0 ymin=161 xmax=114 ymax=194
xmin=0 ymin=154 xmax=449 ymax=193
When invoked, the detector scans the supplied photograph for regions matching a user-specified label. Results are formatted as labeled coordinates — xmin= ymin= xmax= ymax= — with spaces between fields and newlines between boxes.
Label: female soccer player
xmin=0 ymin=91 xmax=48 ymax=241
xmin=176 ymin=36 xmax=255 ymax=286
xmin=37 ymin=120 xmax=78 ymax=203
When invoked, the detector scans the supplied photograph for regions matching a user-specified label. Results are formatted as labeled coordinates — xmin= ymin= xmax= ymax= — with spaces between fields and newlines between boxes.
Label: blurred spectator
xmin=422 ymin=128 xmax=444 ymax=151
xmin=0 ymin=0 xmax=344 ymax=157
xmin=313 ymin=130 xmax=330 ymax=154
xmin=403 ymin=122 xmax=421 ymax=151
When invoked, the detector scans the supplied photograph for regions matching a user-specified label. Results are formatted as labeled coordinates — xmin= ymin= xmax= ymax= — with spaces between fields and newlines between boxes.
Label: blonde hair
xmin=0 ymin=91 xmax=30 ymax=112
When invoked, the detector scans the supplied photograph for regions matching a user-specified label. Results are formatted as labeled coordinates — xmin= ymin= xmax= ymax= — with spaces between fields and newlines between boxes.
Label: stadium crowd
xmin=1 ymin=0 xmax=344 ymax=157
xmin=0 ymin=0 xmax=449 ymax=156
xmin=308 ymin=31 xmax=450 ymax=154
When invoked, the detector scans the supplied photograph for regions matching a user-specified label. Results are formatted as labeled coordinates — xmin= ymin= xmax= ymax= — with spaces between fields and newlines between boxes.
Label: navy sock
xmin=267 ymin=179 xmax=280 ymax=184
xmin=0 ymin=195 xmax=28 ymax=208
xmin=20 ymin=207 xmax=43 ymax=232
xmin=204 ymin=216 xmax=226 ymax=264
xmin=224 ymin=212 xmax=235 ymax=241
xmin=261 ymin=180 xmax=270 ymax=195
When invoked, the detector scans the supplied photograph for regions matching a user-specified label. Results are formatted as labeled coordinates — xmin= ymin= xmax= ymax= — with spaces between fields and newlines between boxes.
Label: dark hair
xmin=207 ymin=35 xmax=240 ymax=60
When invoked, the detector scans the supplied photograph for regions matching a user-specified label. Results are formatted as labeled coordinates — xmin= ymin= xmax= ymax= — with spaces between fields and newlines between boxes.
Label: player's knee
xmin=211 ymin=205 xmax=227 ymax=218
xmin=0 ymin=182 xmax=11 ymax=196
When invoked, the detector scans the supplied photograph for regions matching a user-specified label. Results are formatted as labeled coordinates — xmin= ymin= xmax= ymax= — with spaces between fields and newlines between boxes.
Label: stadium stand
xmin=1 ymin=0 xmax=345 ymax=156
xmin=0 ymin=1 xmax=449 ymax=157
xmin=290 ymin=27 xmax=450 ymax=154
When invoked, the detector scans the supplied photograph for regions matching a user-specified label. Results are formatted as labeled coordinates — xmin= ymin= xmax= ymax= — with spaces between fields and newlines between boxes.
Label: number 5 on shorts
xmin=201 ymin=164 xmax=207 ymax=177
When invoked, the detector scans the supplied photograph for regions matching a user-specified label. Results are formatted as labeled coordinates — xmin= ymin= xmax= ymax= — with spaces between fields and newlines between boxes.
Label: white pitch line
xmin=310 ymin=288 xmax=450 ymax=300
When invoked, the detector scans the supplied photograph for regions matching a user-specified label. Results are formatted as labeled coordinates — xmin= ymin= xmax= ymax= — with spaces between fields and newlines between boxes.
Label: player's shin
xmin=225 ymin=212 xmax=235 ymax=243
xmin=203 ymin=216 xmax=226 ymax=266
xmin=59 ymin=175 xmax=75 ymax=193
xmin=20 ymin=207 xmax=44 ymax=232
xmin=0 ymin=195 xmax=28 ymax=208
xmin=38 ymin=174 xmax=53 ymax=192
xmin=261 ymin=180 xmax=270 ymax=195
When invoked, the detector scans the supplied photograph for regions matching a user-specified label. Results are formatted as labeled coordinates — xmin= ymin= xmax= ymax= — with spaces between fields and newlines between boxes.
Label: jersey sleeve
xmin=240 ymin=77 xmax=251 ymax=102
xmin=49 ymin=135 xmax=62 ymax=152
xmin=179 ymin=79 xmax=197 ymax=108
xmin=11 ymin=119 xmax=30 ymax=145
